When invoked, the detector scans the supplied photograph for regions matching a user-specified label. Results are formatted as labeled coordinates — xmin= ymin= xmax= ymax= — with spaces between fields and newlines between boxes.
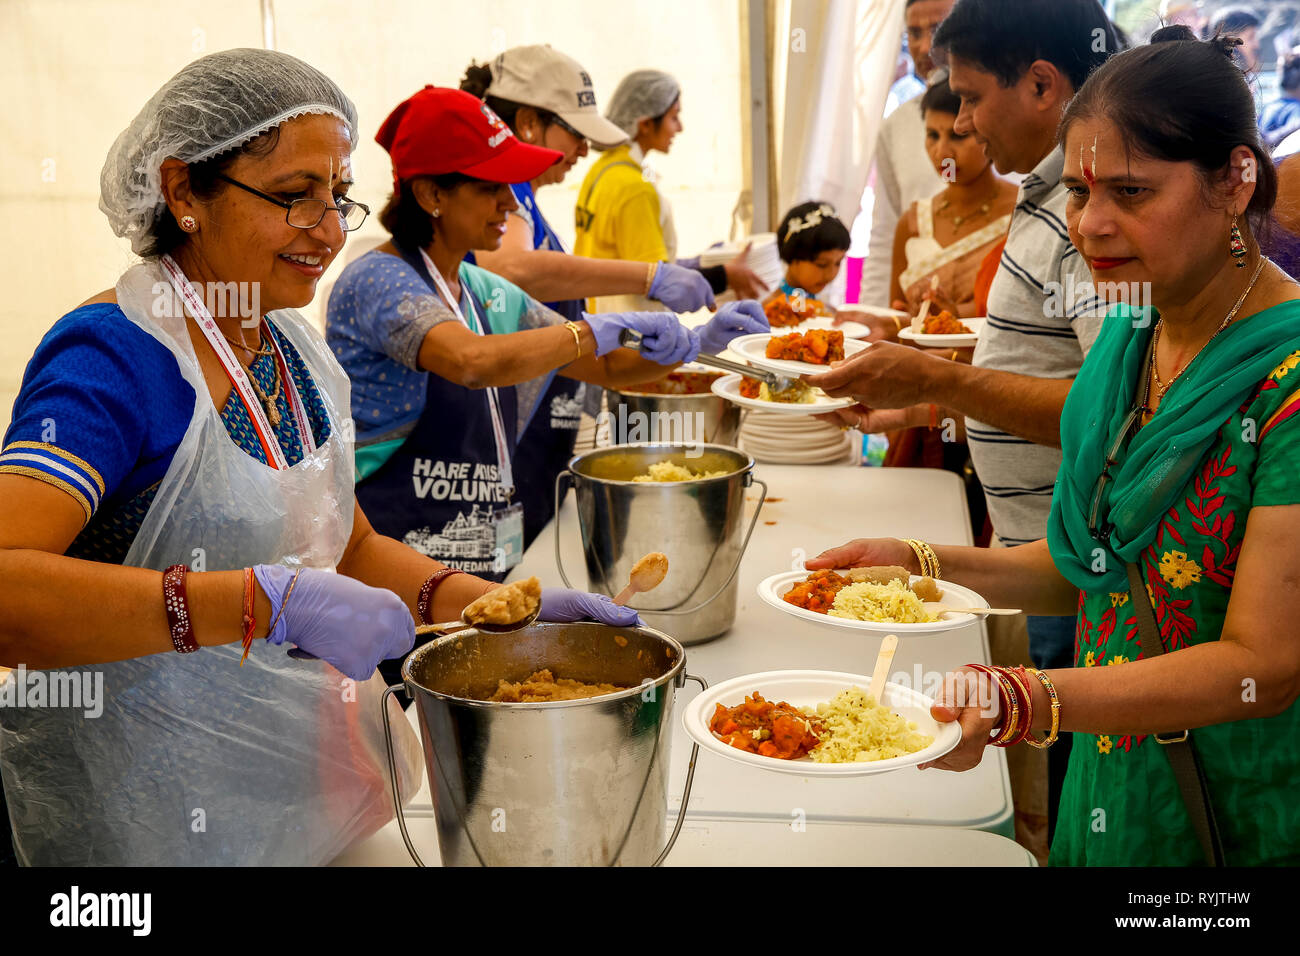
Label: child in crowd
xmin=763 ymin=201 xmax=851 ymax=325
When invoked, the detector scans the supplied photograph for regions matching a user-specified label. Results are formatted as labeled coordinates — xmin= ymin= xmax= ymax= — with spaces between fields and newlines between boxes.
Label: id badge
xmin=492 ymin=502 xmax=525 ymax=574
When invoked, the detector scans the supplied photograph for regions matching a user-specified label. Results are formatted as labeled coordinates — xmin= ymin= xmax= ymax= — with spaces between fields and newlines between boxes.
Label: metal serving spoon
xmin=618 ymin=329 xmax=797 ymax=391
xmin=286 ymin=584 xmax=542 ymax=661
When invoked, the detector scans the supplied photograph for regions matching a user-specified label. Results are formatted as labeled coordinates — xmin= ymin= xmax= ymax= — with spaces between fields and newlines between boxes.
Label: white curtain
xmin=773 ymin=0 xmax=905 ymax=222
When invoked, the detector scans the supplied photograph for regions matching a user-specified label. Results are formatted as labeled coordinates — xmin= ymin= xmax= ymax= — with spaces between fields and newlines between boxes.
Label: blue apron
xmin=470 ymin=182 xmax=586 ymax=548
xmin=356 ymin=244 xmax=521 ymax=583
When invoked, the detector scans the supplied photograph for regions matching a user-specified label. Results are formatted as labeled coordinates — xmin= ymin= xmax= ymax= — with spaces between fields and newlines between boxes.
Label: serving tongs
xmin=618 ymin=329 xmax=796 ymax=391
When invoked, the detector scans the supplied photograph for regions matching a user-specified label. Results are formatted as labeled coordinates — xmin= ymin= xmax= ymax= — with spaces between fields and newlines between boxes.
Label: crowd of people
xmin=1 ymin=0 xmax=1297 ymax=867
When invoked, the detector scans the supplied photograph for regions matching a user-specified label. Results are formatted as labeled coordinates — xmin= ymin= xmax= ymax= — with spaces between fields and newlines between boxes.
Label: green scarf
xmin=1048 ymin=299 xmax=1300 ymax=593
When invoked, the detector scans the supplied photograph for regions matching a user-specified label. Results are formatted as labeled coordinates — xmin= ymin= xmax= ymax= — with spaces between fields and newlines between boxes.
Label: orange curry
xmin=763 ymin=290 xmax=833 ymax=328
xmin=921 ymin=310 xmax=972 ymax=335
xmin=782 ymin=569 xmax=848 ymax=614
xmin=709 ymin=692 xmax=824 ymax=759
xmin=765 ymin=329 xmax=845 ymax=365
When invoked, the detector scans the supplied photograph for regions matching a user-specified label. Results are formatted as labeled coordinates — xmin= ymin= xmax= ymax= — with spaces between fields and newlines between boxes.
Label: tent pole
xmin=745 ymin=0 xmax=772 ymax=233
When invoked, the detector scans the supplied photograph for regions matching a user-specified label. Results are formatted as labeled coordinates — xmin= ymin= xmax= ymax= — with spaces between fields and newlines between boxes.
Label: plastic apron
xmin=504 ymin=182 xmax=586 ymax=549
xmin=0 ymin=260 xmax=421 ymax=866
xmin=355 ymin=246 xmax=521 ymax=583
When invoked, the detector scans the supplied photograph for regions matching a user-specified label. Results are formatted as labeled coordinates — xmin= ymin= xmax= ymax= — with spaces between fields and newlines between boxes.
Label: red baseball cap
xmin=376 ymin=86 xmax=563 ymax=184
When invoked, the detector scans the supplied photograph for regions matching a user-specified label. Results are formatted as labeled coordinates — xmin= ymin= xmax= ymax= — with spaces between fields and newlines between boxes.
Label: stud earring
xmin=1229 ymin=212 xmax=1246 ymax=267
xmin=432 ymin=209 xmax=441 ymax=218
xmin=180 ymin=215 xmax=198 ymax=232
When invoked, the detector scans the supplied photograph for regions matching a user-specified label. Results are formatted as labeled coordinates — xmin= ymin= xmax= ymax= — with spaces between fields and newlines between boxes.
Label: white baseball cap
xmin=487 ymin=45 xmax=628 ymax=148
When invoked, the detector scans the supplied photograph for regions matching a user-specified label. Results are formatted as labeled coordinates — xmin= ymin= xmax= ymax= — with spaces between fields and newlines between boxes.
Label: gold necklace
xmin=1149 ymin=257 xmax=1268 ymax=401
xmin=245 ymin=352 xmax=283 ymax=428
xmin=222 ymin=331 xmax=273 ymax=359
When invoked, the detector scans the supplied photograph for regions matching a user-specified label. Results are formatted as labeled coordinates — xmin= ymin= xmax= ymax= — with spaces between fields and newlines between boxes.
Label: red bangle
xmin=162 ymin=564 xmax=199 ymax=654
xmin=965 ymin=664 xmax=1008 ymax=740
xmin=239 ymin=567 xmax=256 ymax=666
xmin=418 ymin=568 xmax=467 ymax=625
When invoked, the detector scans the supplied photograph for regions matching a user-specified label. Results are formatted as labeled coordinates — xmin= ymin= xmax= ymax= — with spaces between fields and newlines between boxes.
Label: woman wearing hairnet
xmin=574 ymin=69 xmax=768 ymax=311
xmin=0 ymin=50 xmax=640 ymax=866
xmin=457 ymin=46 xmax=769 ymax=548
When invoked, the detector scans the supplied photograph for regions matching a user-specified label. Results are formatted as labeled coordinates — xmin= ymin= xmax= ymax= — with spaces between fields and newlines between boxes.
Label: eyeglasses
xmin=548 ymin=115 xmax=587 ymax=145
xmin=217 ymin=174 xmax=370 ymax=232
xmin=1086 ymin=404 xmax=1144 ymax=542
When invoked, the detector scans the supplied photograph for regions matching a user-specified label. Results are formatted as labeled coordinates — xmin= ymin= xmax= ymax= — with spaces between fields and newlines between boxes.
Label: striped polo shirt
xmin=966 ymin=146 xmax=1103 ymax=546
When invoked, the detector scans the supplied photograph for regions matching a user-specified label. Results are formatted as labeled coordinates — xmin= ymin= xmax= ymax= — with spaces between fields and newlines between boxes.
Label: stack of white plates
xmin=739 ymin=409 xmax=855 ymax=465
xmin=698 ymin=232 xmax=784 ymax=291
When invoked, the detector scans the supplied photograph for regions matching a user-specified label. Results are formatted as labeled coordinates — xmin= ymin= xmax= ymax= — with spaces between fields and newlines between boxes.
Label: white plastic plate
xmin=728 ymin=333 xmax=870 ymax=377
xmin=756 ymin=570 xmax=989 ymax=634
xmin=711 ymin=373 xmax=854 ymax=415
xmin=898 ymin=317 xmax=985 ymax=349
xmin=682 ymin=669 xmax=961 ymax=777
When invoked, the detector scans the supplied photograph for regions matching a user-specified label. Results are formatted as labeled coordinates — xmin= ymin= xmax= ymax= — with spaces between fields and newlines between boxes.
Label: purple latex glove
xmin=697 ymin=299 xmax=769 ymax=355
xmin=539 ymin=587 xmax=644 ymax=627
xmin=648 ymin=261 xmax=716 ymax=312
xmin=254 ymin=565 xmax=415 ymax=681
xmin=584 ymin=311 xmax=701 ymax=364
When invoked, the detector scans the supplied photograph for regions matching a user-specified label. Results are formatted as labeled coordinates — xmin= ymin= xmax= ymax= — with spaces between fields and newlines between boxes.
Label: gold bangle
xmin=645 ymin=261 xmax=659 ymax=295
xmin=1024 ymin=668 xmax=1061 ymax=749
xmin=901 ymin=538 xmax=933 ymax=578
xmin=993 ymin=670 xmax=1020 ymax=745
xmin=892 ymin=315 xmax=904 ymax=333
xmin=920 ymin=540 xmax=941 ymax=580
xmin=563 ymin=321 xmax=584 ymax=361
xmin=949 ymin=349 xmax=959 ymax=362
xmin=902 ymin=538 xmax=940 ymax=579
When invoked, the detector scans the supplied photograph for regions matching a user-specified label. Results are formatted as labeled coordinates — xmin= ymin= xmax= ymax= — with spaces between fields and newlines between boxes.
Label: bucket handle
xmin=652 ymin=671 xmax=707 ymax=867
xmin=381 ymin=683 xmax=427 ymax=868
xmin=553 ymin=472 xmax=769 ymax=617
xmin=382 ymin=674 xmax=706 ymax=868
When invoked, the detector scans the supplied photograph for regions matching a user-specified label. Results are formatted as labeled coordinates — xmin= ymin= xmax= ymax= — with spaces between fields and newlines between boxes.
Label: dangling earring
xmin=180 ymin=215 xmax=198 ymax=232
xmin=1229 ymin=213 xmax=1247 ymax=268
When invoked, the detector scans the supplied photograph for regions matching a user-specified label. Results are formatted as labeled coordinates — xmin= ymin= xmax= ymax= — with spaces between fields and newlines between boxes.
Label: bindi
xmin=1081 ymin=135 xmax=1098 ymax=187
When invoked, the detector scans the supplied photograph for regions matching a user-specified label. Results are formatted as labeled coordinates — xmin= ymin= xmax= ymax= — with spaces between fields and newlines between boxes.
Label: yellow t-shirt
xmin=573 ymin=144 xmax=667 ymax=264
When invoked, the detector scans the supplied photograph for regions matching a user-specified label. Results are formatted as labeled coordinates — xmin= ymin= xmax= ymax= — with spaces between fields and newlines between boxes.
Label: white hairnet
xmin=604 ymin=70 xmax=681 ymax=138
xmin=99 ymin=48 xmax=358 ymax=254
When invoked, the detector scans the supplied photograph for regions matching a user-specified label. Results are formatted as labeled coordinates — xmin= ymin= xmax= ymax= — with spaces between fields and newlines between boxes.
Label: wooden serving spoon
xmin=614 ymin=552 xmax=669 ymax=606
xmin=923 ymin=603 xmax=1022 ymax=617
xmin=867 ymin=633 xmax=899 ymax=704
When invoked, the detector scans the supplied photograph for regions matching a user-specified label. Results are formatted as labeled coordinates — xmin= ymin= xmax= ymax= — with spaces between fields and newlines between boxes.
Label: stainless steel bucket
xmin=604 ymin=372 xmax=741 ymax=449
xmin=554 ymin=443 xmax=767 ymax=645
xmin=380 ymin=621 xmax=704 ymax=867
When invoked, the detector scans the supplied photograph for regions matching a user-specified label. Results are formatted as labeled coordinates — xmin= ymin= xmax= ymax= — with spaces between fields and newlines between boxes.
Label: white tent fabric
xmin=773 ymin=0 xmax=905 ymax=230
xmin=0 ymin=0 xmax=747 ymax=436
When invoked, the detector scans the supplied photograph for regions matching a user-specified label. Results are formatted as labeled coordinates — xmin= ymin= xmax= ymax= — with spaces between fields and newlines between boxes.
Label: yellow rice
xmin=809 ymin=685 xmax=935 ymax=763
xmin=631 ymin=460 xmax=730 ymax=482
xmin=828 ymin=580 xmax=934 ymax=623
xmin=758 ymin=380 xmax=816 ymax=404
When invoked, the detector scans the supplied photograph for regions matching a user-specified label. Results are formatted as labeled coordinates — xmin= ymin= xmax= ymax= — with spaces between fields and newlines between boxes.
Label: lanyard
xmin=159 ymin=255 xmax=315 ymax=470
xmin=418 ymin=249 xmax=515 ymax=496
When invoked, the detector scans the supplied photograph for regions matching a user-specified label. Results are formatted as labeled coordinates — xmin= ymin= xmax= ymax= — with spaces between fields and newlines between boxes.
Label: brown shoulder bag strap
xmin=1126 ymin=561 xmax=1226 ymax=866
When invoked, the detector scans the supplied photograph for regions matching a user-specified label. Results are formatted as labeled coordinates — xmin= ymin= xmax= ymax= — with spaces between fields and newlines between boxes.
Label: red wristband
xmin=418 ymin=568 xmax=467 ymax=625
xmin=239 ymin=567 xmax=256 ymax=666
xmin=162 ymin=564 xmax=200 ymax=654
